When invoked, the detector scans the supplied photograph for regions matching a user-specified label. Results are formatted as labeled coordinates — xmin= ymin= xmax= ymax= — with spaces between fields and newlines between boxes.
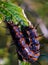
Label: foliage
xmin=0 ymin=1 xmax=28 ymax=26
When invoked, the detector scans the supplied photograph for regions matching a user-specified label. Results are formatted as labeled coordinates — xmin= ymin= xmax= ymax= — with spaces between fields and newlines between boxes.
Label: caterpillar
xmin=4 ymin=19 xmax=40 ymax=64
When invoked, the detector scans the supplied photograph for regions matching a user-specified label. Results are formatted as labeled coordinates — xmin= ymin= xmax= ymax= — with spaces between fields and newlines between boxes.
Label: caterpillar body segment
xmin=21 ymin=25 xmax=40 ymax=58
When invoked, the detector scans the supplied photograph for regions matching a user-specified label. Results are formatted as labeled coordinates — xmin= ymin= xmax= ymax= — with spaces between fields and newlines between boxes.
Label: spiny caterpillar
xmin=4 ymin=19 xmax=40 ymax=64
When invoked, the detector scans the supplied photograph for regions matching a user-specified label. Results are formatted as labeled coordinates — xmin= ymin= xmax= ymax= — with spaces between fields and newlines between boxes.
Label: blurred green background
xmin=0 ymin=0 xmax=48 ymax=65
